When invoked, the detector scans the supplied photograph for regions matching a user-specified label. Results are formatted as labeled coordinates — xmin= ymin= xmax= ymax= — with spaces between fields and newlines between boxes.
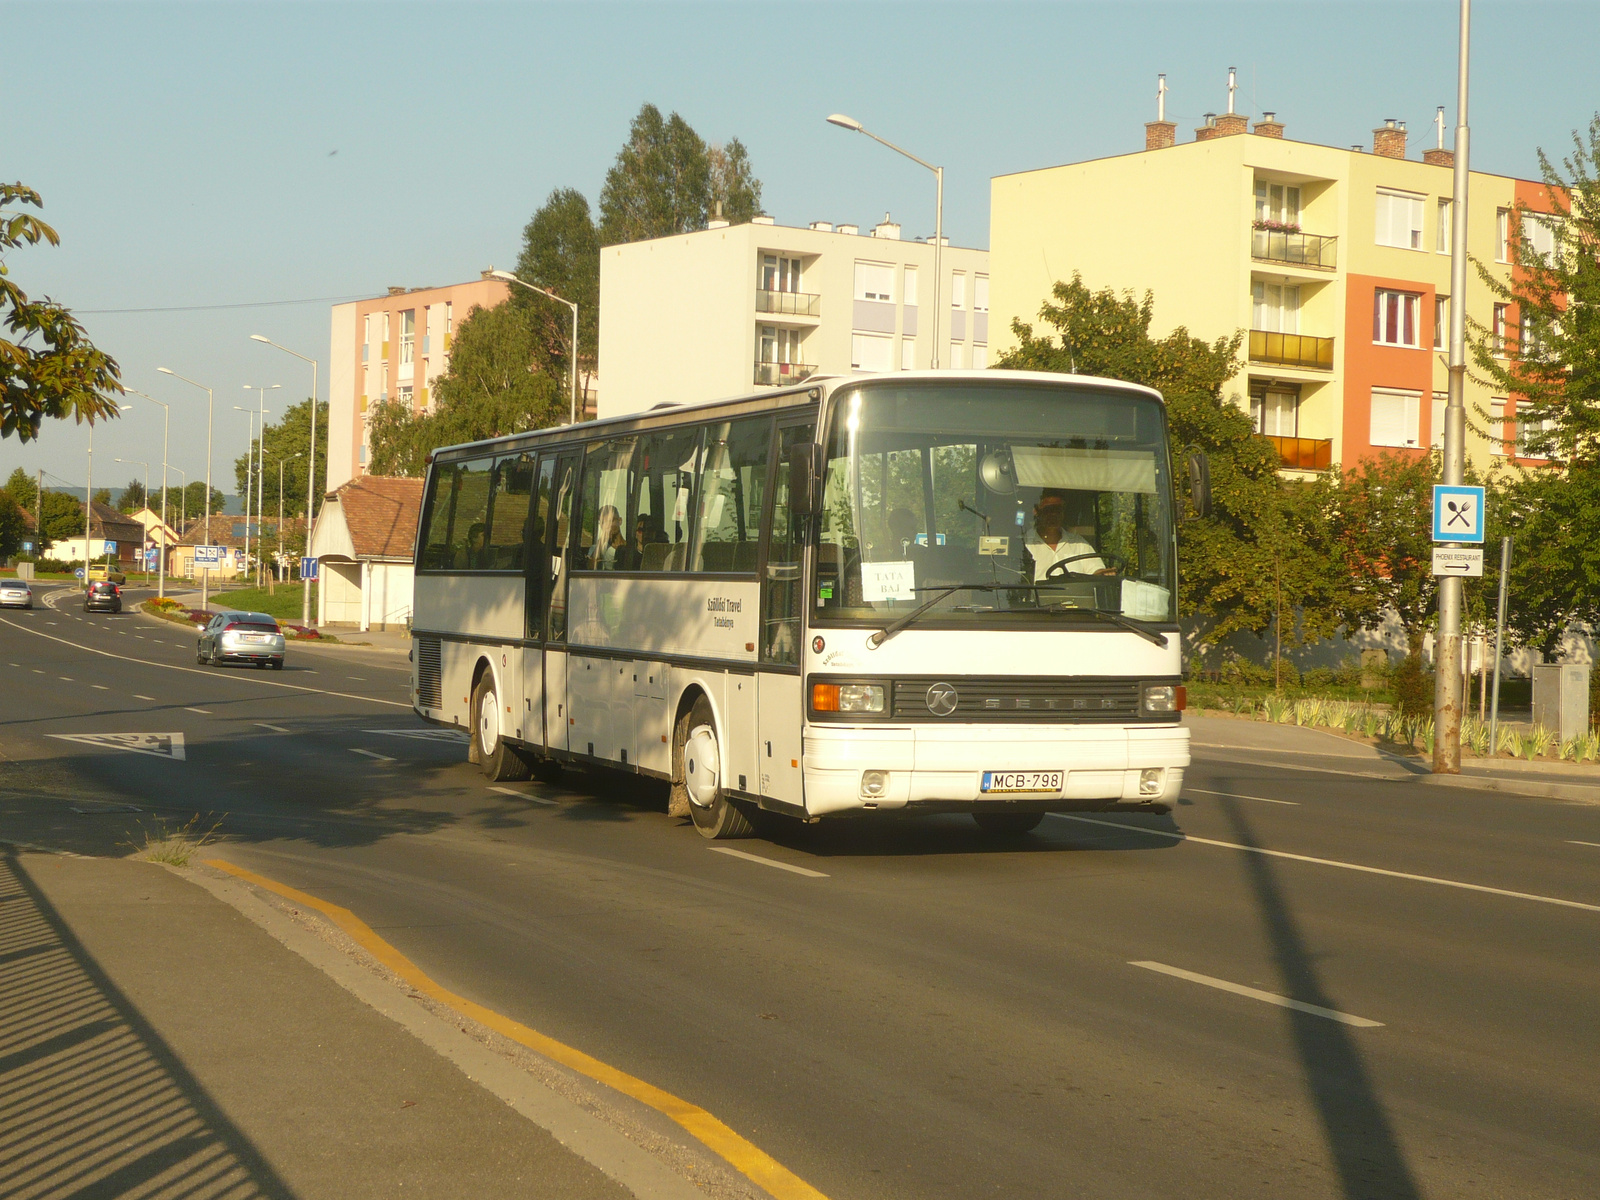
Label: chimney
xmin=387 ymin=286 xmax=406 ymax=295
xmin=871 ymin=212 xmax=901 ymax=240
xmin=1373 ymin=118 xmax=1408 ymax=159
xmin=1214 ymin=113 xmax=1250 ymax=137
xmin=837 ymin=223 xmax=859 ymax=236
xmin=1424 ymin=106 xmax=1453 ymax=167
xmin=1195 ymin=113 xmax=1219 ymax=142
xmin=809 ymin=221 xmax=834 ymax=232
xmin=1253 ymin=111 xmax=1284 ymax=139
xmin=707 ymin=199 xmax=729 ymax=229
xmin=751 ymin=215 xmax=775 ymax=225
xmin=1146 ymin=72 xmax=1176 ymax=150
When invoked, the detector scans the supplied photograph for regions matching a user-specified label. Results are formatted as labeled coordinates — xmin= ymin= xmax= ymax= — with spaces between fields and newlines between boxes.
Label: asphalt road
xmin=3 ymin=584 xmax=1598 ymax=1199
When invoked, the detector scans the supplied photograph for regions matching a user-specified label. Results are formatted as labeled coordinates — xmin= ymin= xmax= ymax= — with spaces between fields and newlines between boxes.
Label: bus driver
xmin=1024 ymin=489 xmax=1113 ymax=581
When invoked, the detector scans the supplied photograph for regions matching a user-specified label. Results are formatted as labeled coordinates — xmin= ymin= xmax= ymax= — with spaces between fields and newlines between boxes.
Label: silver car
xmin=0 ymin=579 xmax=32 ymax=609
xmin=197 ymin=611 xmax=286 ymax=669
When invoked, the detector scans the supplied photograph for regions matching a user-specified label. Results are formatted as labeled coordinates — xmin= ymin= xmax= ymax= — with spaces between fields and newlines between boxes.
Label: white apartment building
xmin=327 ymin=274 xmax=511 ymax=491
xmin=598 ymin=215 xmax=989 ymax=417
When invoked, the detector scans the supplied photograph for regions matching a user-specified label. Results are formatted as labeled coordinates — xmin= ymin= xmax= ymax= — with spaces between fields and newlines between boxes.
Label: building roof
xmin=324 ymin=476 xmax=424 ymax=561
xmin=175 ymin=514 xmax=306 ymax=548
xmin=89 ymin=502 xmax=148 ymax=543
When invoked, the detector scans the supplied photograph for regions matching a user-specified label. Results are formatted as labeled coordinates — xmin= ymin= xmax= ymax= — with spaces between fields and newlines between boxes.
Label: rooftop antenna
xmin=1435 ymin=105 xmax=1447 ymax=149
xmin=1227 ymin=66 xmax=1237 ymax=115
xmin=1157 ymin=73 xmax=1168 ymax=122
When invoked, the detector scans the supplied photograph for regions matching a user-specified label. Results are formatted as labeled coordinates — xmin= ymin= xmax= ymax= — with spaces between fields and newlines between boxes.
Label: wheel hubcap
xmin=683 ymin=725 xmax=720 ymax=808
xmin=479 ymin=688 xmax=499 ymax=751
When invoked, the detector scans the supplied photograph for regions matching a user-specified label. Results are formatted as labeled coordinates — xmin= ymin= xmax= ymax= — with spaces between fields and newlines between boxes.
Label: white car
xmin=0 ymin=580 xmax=32 ymax=609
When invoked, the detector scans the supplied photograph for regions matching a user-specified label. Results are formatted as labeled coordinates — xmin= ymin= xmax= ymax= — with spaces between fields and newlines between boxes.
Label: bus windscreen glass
xmin=814 ymin=381 xmax=1176 ymax=624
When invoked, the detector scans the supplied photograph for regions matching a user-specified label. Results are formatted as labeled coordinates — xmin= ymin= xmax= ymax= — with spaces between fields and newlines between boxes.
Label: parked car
xmin=197 ymin=612 xmax=286 ymax=669
xmin=0 ymin=579 xmax=32 ymax=609
xmin=83 ymin=580 xmax=122 ymax=613
xmin=88 ymin=563 xmax=128 ymax=585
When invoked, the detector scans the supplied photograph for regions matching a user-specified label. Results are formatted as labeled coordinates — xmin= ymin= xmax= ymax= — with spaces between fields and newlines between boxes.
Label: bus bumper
xmin=801 ymin=723 xmax=1189 ymax=816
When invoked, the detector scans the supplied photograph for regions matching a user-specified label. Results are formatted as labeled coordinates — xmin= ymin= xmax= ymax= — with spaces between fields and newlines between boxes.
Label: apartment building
xmin=326 ymin=275 xmax=510 ymax=490
xmin=598 ymin=215 xmax=989 ymax=417
xmin=990 ymin=104 xmax=1557 ymax=474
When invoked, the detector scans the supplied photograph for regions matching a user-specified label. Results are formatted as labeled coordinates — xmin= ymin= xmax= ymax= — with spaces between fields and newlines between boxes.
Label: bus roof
xmin=427 ymin=370 xmax=1167 ymax=463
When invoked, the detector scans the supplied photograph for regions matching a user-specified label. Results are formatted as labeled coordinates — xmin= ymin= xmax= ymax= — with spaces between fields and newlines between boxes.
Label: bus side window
xmin=448 ymin=458 xmax=494 ymax=570
xmin=547 ymin=455 xmax=578 ymax=642
xmin=630 ymin=425 xmax=702 ymax=572
xmin=762 ymin=424 xmax=812 ymax=664
xmin=419 ymin=462 xmax=457 ymax=570
xmin=690 ymin=416 xmax=772 ymax=573
xmin=578 ymin=437 xmax=637 ymax=571
xmin=485 ymin=452 xmax=535 ymax=572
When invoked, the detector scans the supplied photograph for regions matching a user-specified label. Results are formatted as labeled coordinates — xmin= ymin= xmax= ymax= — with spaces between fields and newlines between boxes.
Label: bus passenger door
xmin=757 ymin=420 xmax=812 ymax=810
xmin=521 ymin=456 xmax=553 ymax=748
xmin=541 ymin=451 xmax=580 ymax=753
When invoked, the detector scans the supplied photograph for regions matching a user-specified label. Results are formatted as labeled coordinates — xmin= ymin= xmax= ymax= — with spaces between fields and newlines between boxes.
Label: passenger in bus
xmin=886 ymin=507 xmax=921 ymax=559
xmin=626 ymin=513 xmax=668 ymax=570
xmin=591 ymin=505 xmax=626 ymax=570
xmin=1024 ymin=489 xmax=1112 ymax=580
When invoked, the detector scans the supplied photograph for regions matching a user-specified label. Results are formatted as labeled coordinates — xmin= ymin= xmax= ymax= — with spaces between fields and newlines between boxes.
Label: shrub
xmin=1393 ymin=654 xmax=1433 ymax=719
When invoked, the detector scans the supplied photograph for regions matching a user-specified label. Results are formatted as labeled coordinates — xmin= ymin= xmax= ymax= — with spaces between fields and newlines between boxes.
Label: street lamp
xmin=272 ymin=452 xmax=303 ymax=584
xmin=158 ymin=366 xmax=216 ymax=607
xmin=826 ymin=113 xmax=945 ymax=369
xmin=170 ymin=466 xmax=187 ymax=537
xmin=113 ymin=456 xmax=149 ymax=581
xmin=245 ymin=383 xmax=280 ymax=585
xmin=250 ymin=335 xmax=318 ymax=626
xmin=487 ymin=270 xmax=581 ymax=424
xmin=82 ymin=404 xmax=131 ymax=588
xmin=124 ymin=387 xmax=171 ymax=599
xmin=233 ymin=405 xmax=260 ymax=588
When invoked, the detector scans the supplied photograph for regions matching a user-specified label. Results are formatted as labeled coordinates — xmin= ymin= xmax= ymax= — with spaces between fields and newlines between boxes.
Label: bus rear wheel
xmin=678 ymin=695 xmax=753 ymax=840
xmin=972 ymin=811 xmax=1045 ymax=835
xmin=472 ymin=674 xmax=532 ymax=783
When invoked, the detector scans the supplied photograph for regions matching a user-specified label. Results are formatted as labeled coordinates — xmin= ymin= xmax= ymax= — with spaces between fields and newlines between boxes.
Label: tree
xmin=176 ymin=481 xmax=226 ymax=530
xmin=37 ymin=489 xmax=82 ymax=547
xmin=708 ymin=138 xmax=764 ymax=225
xmin=91 ymin=488 xmax=110 ymax=507
xmin=233 ymin=398 xmax=327 ymax=518
xmin=0 ymin=490 xmax=23 ymax=558
xmin=599 ymin=104 xmax=715 ymax=244
xmin=1 ymin=466 xmax=35 ymax=511
xmin=514 ymin=188 xmax=600 ymax=392
xmin=368 ymin=301 xmax=562 ymax=478
xmin=1484 ymin=464 xmax=1600 ymax=659
xmin=1468 ymin=115 xmax=1600 ymax=465
xmin=117 ymin=477 xmax=146 ymax=512
xmin=1 ymin=183 xmax=124 ymax=441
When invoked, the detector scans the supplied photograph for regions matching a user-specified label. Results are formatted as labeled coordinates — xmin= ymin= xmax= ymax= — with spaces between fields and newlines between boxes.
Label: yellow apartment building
xmin=990 ymin=108 xmax=1556 ymax=475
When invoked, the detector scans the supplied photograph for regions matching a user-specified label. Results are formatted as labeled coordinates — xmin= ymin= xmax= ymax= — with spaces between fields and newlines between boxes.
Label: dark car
xmin=83 ymin=580 xmax=122 ymax=613
xmin=197 ymin=612 xmax=286 ymax=669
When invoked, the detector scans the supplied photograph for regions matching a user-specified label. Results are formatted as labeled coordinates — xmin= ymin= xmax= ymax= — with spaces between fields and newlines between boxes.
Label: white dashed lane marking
xmin=708 ymin=847 xmax=829 ymax=878
xmin=254 ymin=722 xmax=292 ymax=733
xmin=349 ymin=748 xmax=395 ymax=762
xmin=1185 ymin=787 xmax=1300 ymax=807
xmin=488 ymin=785 xmax=558 ymax=806
xmin=184 ymin=707 xmax=212 ymax=715
xmin=1130 ymin=961 xmax=1384 ymax=1028
xmin=134 ymin=694 xmax=156 ymax=701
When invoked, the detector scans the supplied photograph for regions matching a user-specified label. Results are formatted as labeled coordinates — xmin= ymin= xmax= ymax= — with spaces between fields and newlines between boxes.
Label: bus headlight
xmin=1141 ymin=684 xmax=1185 ymax=715
xmin=812 ymin=682 xmax=886 ymax=713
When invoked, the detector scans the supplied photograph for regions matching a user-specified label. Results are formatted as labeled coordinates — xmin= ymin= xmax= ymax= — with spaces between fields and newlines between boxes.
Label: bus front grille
xmin=416 ymin=637 xmax=442 ymax=709
xmin=889 ymin=676 xmax=1144 ymax=722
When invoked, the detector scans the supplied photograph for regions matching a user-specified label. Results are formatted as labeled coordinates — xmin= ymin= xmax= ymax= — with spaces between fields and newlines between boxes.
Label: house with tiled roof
xmin=308 ymin=476 xmax=424 ymax=630
xmin=48 ymin=502 xmax=149 ymax=568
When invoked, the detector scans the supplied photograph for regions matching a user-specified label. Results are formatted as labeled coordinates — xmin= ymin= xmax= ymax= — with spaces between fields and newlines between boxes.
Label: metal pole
xmin=1489 ymin=535 xmax=1511 ymax=754
xmin=932 ymin=165 xmax=944 ymax=370
xmin=571 ymin=300 xmax=580 ymax=424
xmin=158 ymin=402 xmax=168 ymax=599
xmin=83 ymin=423 xmax=93 ymax=590
xmin=257 ymin=393 xmax=267 ymax=586
xmin=305 ymin=358 xmax=317 ymax=627
xmin=1433 ymin=0 xmax=1471 ymax=774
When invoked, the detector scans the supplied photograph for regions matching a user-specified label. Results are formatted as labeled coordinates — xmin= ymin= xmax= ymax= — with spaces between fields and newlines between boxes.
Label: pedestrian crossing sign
xmin=1432 ymin=485 xmax=1485 ymax=544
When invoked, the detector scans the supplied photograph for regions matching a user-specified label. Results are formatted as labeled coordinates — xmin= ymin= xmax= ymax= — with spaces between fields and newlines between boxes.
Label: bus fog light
xmin=1139 ymin=768 xmax=1165 ymax=795
xmin=860 ymin=770 xmax=889 ymax=798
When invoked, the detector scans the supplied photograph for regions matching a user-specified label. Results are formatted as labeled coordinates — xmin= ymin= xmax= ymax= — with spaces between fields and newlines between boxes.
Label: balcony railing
xmin=756 ymin=289 xmax=821 ymax=317
xmin=754 ymin=361 xmax=816 ymax=387
xmin=1251 ymin=228 xmax=1338 ymax=270
xmin=1249 ymin=329 xmax=1335 ymax=370
xmin=1261 ymin=434 xmax=1333 ymax=471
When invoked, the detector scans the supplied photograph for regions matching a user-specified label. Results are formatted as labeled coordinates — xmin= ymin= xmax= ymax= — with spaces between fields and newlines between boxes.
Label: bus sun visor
xmin=1010 ymin=446 xmax=1157 ymax=495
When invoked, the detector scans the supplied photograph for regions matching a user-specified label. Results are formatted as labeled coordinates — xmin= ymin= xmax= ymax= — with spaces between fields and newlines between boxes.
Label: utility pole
xmin=34 ymin=470 xmax=42 ymax=557
xmin=1434 ymin=0 xmax=1472 ymax=773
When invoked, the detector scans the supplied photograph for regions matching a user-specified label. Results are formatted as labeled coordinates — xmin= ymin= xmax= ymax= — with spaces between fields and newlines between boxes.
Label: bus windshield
xmin=814 ymin=379 xmax=1176 ymax=626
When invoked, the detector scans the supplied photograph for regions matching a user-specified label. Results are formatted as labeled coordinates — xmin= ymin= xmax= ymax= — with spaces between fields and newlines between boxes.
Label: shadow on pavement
xmin=0 ymin=850 xmax=292 ymax=1199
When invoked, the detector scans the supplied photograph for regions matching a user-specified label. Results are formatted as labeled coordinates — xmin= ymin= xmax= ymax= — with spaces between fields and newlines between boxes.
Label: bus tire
xmin=972 ymin=811 xmax=1044 ymax=835
xmin=472 ymin=674 xmax=532 ymax=783
xmin=678 ymin=695 xmax=752 ymax=840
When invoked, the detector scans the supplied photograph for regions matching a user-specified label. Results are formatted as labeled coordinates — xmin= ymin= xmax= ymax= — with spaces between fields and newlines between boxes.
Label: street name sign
xmin=1432 ymin=547 xmax=1484 ymax=577
xmin=1432 ymin=484 xmax=1485 ymax=543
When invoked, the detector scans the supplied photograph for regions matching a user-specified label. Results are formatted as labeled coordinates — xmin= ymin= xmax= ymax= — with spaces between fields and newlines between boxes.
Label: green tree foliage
xmin=117 ymin=477 xmax=146 ymax=512
xmin=600 ymin=104 xmax=713 ymax=244
xmin=1 ymin=466 xmax=35 ymax=510
xmin=1469 ymin=115 xmax=1600 ymax=465
xmin=708 ymin=138 xmax=763 ymax=225
xmin=0 ymin=490 xmax=24 ymax=557
xmin=1 ymin=183 xmax=124 ymax=441
xmin=514 ymin=187 xmax=600 ymax=387
xmin=1485 ymin=464 xmax=1600 ymax=658
xmin=368 ymin=302 xmax=562 ymax=478
xmin=37 ymin=489 xmax=83 ymax=546
xmin=174 ymin=481 xmax=226 ymax=530
xmin=232 ymin=398 xmax=327 ymax=518
xmin=91 ymin=488 xmax=110 ymax=507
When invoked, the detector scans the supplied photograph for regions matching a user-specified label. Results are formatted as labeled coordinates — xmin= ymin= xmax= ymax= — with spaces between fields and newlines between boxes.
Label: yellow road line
xmin=204 ymin=858 xmax=830 ymax=1200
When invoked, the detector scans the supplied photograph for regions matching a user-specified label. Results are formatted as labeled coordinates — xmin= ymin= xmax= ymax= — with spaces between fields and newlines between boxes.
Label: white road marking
xmin=254 ymin=722 xmax=292 ymax=733
xmin=91 ymin=684 xmax=108 ymax=691
xmin=1130 ymin=961 xmax=1383 ymax=1028
xmin=349 ymin=748 xmax=395 ymax=762
xmin=364 ymin=727 xmax=469 ymax=742
xmin=58 ymin=676 xmax=73 ymax=682
xmin=708 ymin=847 xmax=829 ymax=878
xmin=184 ymin=707 xmax=212 ymax=715
xmin=1185 ymin=787 xmax=1300 ymax=806
xmin=31 ymin=669 xmax=43 ymax=674
xmin=1049 ymin=814 xmax=1600 ymax=913
xmin=347 ymin=676 xmax=365 ymax=680
xmin=133 ymin=694 xmax=156 ymax=701
xmin=489 ymin=785 xmax=558 ymax=806
xmin=1568 ymin=840 xmax=1600 ymax=849
xmin=48 ymin=732 xmax=186 ymax=760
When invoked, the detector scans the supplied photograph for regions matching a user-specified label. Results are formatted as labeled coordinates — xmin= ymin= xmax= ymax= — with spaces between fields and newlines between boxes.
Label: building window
xmin=1370 ymin=388 xmax=1421 ymax=448
xmin=400 ymin=310 xmax=415 ymax=365
xmin=1374 ymin=290 xmax=1421 ymax=347
xmin=759 ymin=325 xmax=804 ymax=365
xmin=444 ymin=302 xmax=453 ymax=349
xmin=949 ymin=271 xmax=966 ymax=309
xmin=1252 ymin=281 xmax=1300 ymax=333
xmin=761 ymin=254 xmax=803 ymax=292
xmin=903 ymin=265 xmax=918 ymax=307
xmin=974 ymin=274 xmax=989 ymax=313
xmin=1490 ymin=398 xmax=1508 ymax=453
xmin=1436 ymin=198 xmax=1452 ymax=253
xmin=900 ymin=337 xmax=915 ymax=371
xmin=972 ymin=345 xmax=988 ymax=370
xmin=1516 ymin=405 xmax=1555 ymax=459
xmin=1492 ymin=303 xmax=1511 ymax=356
xmin=1375 ymin=188 xmax=1425 ymax=250
xmin=1497 ymin=208 xmax=1511 ymax=262
xmin=1430 ymin=394 xmax=1446 ymax=450
xmin=398 ymin=384 xmax=413 ymax=408
xmin=1251 ymin=386 xmax=1299 ymax=437
xmin=851 ymin=332 xmax=893 ymax=372
xmin=1521 ymin=212 xmax=1560 ymax=264
xmin=853 ymin=261 xmax=893 ymax=302
xmin=1254 ymin=180 xmax=1301 ymax=225
xmin=949 ymin=343 xmax=964 ymax=369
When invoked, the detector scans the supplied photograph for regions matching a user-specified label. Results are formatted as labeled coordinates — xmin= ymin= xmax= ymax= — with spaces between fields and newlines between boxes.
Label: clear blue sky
xmin=7 ymin=0 xmax=1595 ymax=500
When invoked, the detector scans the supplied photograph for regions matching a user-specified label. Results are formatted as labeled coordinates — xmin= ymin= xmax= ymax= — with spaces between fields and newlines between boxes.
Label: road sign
xmin=103 ymin=540 xmax=117 ymax=555
xmin=1433 ymin=547 xmax=1484 ymax=577
xmin=1433 ymin=485 xmax=1485 ymax=543
xmin=300 ymin=556 xmax=318 ymax=581
xmin=193 ymin=544 xmax=224 ymax=565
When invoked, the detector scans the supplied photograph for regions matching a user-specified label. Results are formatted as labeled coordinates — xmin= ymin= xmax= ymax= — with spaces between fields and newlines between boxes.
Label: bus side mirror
xmin=1187 ymin=451 xmax=1212 ymax=518
xmin=789 ymin=442 xmax=824 ymax=518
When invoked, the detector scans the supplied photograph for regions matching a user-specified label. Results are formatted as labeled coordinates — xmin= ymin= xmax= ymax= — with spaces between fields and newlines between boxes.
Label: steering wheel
xmin=1044 ymin=551 xmax=1127 ymax=580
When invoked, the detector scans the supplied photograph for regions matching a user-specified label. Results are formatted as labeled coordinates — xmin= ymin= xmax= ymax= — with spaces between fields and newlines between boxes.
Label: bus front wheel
xmin=472 ymin=674 xmax=533 ymax=783
xmin=678 ymin=695 xmax=753 ymax=840
xmin=972 ymin=811 xmax=1044 ymax=835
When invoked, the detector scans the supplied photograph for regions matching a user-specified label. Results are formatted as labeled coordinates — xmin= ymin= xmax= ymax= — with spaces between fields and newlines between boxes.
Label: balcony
xmin=1251 ymin=227 xmax=1337 ymax=270
xmin=1261 ymin=434 xmax=1333 ymax=471
xmin=754 ymin=361 xmax=816 ymax=387
xmin=757 ymin=290 xmax=821 ymax=318
xmin=1249 ymin=329 xmax=1334 ymax=370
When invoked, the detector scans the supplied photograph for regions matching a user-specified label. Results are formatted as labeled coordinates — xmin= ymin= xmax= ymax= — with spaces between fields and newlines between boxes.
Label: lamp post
xmin=245 ymin=383 xmax=280 ymax=585
xmin=250 ymin=335 xmax=318 ymax=626
xmin=125 ymin=388 xmax=171 ymax=598
xmin=82 ymin=404 xmax=132 ymax=588
xmin=113 ymin=457 xmax=149 ymax=581
xmin=158 ymin=366 xmax=215 ymax=609
xmin=827 ymin=113 xmax=944 ymax=369
xmin=232 ymin=405 xmax=262 ymax=589
xmin=487 ymin=270 xmax=581 ymax=424
xmin=170 ymin=466 xmax=187 ymax=534
xmin=274 ymin=452 xmax=303 ymax=585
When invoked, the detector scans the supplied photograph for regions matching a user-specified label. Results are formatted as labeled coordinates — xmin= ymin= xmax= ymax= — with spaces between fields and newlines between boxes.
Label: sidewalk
xmin=160 ymin=590 xmax=412 ymax=653
xmin=0 ymin=849 xmax=713 ymax=1200
xmin=1185 ymin=712 xmax=1600 ymax=804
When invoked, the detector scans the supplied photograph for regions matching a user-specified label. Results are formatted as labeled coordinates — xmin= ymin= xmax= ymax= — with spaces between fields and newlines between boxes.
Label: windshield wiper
xmin=867 ymin=583 xmax=1003 ymax=647
xmin=1054 ymin=606 xmax=1170 ymax=648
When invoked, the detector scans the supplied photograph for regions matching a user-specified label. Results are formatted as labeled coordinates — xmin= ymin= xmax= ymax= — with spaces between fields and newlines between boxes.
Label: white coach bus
xmin=410 ymin=370 xmax=1205 ymax=837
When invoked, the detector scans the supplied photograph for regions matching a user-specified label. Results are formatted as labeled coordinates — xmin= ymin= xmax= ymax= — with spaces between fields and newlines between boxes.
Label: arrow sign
xmin=1432 ymin=548 xmax=1484 ymax=577
xmin=48 ymin=733 xmax=187 ymax=760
